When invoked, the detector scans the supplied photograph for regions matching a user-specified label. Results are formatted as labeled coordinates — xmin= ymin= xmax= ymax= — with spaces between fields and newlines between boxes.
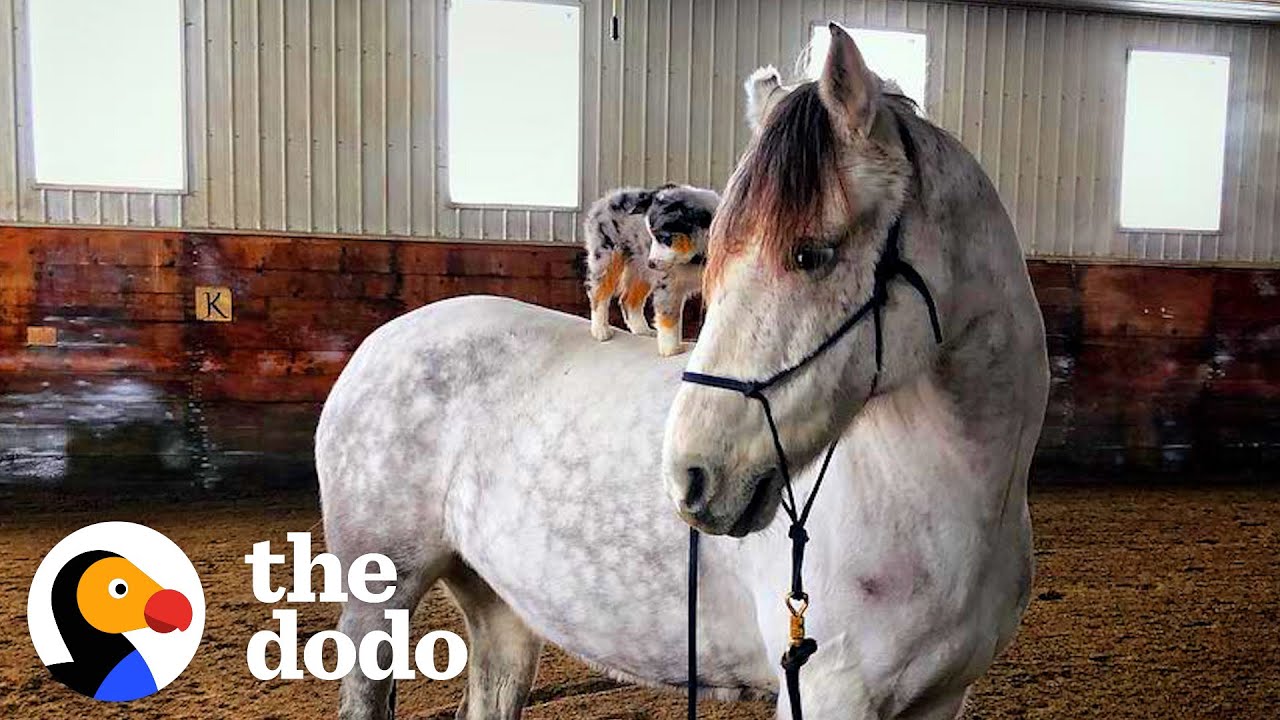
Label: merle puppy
xmin=582 ymin=184 xmax=719 ymax=356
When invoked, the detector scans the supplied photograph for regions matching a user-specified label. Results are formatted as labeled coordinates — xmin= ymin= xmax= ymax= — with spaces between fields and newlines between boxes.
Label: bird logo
xmin=27 ymin=522 xmax=205 ymax=702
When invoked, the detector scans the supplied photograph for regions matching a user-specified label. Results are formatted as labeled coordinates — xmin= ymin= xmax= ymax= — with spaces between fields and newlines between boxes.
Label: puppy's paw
xmin=657 ymin=336 xmax=685 ymax=356
xmin=629 ymin=324 xmax=656 ymax=337
xmin=592 ymin=323 xmax=614 ymax=342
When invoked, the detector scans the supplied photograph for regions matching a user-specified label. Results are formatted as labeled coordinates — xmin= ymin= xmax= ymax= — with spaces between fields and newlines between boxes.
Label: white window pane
xmin=28 ymin=0 xmax=185 ymax=190
xmin=1120 ymin=51 xmax=1230 ymax=231
xmin=807 ymin=26 xmax=928 ymax=110
xmin=448 ymin=0 xmax=581 ymax=208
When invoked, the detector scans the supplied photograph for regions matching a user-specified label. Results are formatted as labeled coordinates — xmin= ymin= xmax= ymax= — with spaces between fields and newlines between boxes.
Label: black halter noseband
xmin=682 ymin=113 xmax=942 ymax=720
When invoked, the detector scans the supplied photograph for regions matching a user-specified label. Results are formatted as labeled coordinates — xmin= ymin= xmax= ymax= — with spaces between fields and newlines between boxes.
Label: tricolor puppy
xmin=583 ymin=184 xmax=719 ymax=356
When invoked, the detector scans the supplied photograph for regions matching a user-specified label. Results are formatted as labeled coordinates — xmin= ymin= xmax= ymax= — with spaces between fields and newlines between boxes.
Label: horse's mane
xmin=706 ymin=82 xmax=919 ymax=294
xmin=707 ymin=82 xmax=833 ymax=291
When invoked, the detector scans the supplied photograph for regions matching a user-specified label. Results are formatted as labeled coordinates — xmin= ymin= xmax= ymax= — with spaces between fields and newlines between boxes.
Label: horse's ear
xmin=745 ymin=65 xmax=785 ymax=133
xmin=818 ymin=24 xmax=879 ymax=139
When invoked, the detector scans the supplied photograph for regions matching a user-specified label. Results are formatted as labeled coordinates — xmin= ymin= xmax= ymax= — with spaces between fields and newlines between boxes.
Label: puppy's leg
xmin=620 ymin=266 xmax=655 ymax=336
xmin=587 ymin=252 xmax=625 ymax=341
xmin=652 ymin=283 xmax=687 ymax=356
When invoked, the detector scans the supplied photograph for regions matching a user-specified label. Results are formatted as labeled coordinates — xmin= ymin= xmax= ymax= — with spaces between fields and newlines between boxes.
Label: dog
xmin=582 ymin=184 xmax=719 ymax=356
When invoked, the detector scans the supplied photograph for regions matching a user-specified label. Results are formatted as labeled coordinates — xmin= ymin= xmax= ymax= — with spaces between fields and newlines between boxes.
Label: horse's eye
xmin=793 ymin=246 xmax=835 ymax=272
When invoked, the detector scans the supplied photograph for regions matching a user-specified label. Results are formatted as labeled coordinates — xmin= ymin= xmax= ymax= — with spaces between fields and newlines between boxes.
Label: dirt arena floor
xmin=1 ymin=483 xmax=1277 ymax=719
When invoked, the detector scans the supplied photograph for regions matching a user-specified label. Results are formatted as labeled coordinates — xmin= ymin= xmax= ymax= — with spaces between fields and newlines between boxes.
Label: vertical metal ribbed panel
xmin=0 ymin=0 xmax=1276 ymax=264
xmin=0 ymin=0 xmax=17 ymax=222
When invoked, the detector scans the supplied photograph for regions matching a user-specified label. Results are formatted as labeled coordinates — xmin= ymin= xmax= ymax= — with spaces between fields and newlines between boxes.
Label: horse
xmin=317 ymin=24 xmax=1047 ymax=720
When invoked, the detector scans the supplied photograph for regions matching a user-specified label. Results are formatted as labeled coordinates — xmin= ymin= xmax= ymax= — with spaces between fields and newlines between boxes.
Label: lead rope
xmin=687 ymin=527 xmax=699 ymax=720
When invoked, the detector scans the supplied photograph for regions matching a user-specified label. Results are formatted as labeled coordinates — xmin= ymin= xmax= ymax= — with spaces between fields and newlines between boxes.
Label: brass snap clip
xmin=785 ymin=593 xmax=809 ymax=647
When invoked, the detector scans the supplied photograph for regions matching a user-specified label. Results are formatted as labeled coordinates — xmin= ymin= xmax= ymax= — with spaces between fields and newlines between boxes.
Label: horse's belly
xmin=445 ymin=421 xmax=773 ymax=692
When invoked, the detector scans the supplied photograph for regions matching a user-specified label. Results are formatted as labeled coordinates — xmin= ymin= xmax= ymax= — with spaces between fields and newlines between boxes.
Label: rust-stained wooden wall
xmin=1 ymin=225 xmax=1277 ymax=486
xmin=0 ymin=227 xmax=586 ymax=487
xmin=1033 ymin=261 xmax=1279 ymax=472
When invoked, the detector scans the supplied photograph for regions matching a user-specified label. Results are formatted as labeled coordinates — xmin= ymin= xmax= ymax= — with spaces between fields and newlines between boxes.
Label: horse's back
xmin=319 ymin=295 xmax=615 ymax=450
xmin=318 ymin=297 xmax=578 ymax=546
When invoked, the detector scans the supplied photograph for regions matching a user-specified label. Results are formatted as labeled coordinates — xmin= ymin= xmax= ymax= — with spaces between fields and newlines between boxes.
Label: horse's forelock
xmin=705 ymin=82 xmax=843 ymax=297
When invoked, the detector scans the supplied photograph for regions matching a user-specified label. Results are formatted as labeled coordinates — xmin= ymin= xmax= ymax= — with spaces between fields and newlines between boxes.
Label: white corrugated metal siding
xmin=0 ymin=0 xmax=1277 ymax=263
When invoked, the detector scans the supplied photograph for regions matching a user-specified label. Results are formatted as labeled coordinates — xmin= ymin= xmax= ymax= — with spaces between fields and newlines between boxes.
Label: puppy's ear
xmin=627 ymin=190 xmax=655 ymax=214
xmin=745 ymin=65 xmax=786 ymax=133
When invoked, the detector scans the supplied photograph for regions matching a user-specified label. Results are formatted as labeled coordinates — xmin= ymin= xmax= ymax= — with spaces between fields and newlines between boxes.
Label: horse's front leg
xmin=755 ymin=605 xmax=885 ymax=720
xmin=768 ymin=643 xmax=969 ymax=720
xmin=895 ymin=690 xmax=967 ymax=720
xmin=770 ymin=650 xmax=876 ymax=720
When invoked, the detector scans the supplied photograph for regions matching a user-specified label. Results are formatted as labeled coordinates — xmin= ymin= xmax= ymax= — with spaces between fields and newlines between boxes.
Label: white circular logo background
xmin=27 ymin=521 xmax=206 ymax=696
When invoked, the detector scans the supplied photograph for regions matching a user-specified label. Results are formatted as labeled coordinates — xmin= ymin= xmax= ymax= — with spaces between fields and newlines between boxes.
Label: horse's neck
xmin=727 ymin=372 xmax=1026 ymax=610
xmin=839 ymin=371 xmax=1028 ymax=518
xmin=883 ymin=112 xmax=1044 ymax=515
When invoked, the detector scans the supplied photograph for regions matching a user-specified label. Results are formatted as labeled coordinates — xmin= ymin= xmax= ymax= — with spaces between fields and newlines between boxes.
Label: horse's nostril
xmin=684 ymin=466 xmax=708 ymax=511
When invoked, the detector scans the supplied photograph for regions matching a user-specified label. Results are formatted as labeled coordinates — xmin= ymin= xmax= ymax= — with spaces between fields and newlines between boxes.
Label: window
xmin=807 ymin=26 xmax=927 ymax=109
xmin=1119 ymin=51 xmax=1230 ymax=232
xmin=27 ymin=0 xmax=186 ymax=191
xmin=447 ymin=0 xmax=581 ymax=208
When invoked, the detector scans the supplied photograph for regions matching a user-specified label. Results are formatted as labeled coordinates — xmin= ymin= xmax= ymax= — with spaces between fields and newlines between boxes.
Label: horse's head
xmin=663 ymin=25 xmax=944 ymax=536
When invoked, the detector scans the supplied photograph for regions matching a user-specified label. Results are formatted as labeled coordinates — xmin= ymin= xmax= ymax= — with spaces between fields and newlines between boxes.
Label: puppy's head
xmin=645 ymin=184 xmax=720 ymax=271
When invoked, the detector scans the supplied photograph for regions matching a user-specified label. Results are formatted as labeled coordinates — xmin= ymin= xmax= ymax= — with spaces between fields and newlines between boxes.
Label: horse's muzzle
xmin=669 ymin=462 xmax=781 ymax=536
xmin=670 ymin=464 xmax=715 ymax=524
xmin=727 ymin=470 xmax=782 ymax=536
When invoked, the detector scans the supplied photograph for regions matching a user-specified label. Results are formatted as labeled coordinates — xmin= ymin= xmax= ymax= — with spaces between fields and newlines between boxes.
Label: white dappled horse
xmin=318 ymin=26 xmax=1047 ymax=720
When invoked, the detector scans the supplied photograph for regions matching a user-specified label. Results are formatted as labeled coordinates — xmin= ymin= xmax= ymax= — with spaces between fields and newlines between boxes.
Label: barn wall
xmin=2 ymin=225 xmax=1277 ymax=486
xmin=0 ymin=0 xmax=1277 ymax=263
xmin=0 ymin=226 xmax=588 ymax=486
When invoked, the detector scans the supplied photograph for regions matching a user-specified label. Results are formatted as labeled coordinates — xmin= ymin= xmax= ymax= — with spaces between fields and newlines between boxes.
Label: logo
xmin=27 ymin=522 xmax=206 ymax=702
xmin=244 ymin=533 xmax=468 ymax=681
